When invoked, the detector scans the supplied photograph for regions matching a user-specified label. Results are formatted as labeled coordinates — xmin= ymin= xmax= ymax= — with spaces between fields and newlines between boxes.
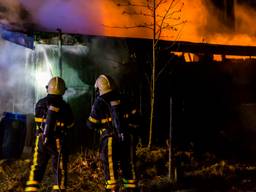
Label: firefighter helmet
xmin=94 ymin=74 xmax=113 ymax=95
xmin=46 ymin=76 xmax=67 ymax=95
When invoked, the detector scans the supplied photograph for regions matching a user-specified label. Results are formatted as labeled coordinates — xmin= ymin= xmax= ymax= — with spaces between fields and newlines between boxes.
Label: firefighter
xmin=87 ymin=74 xmax=139 ymax=192
xmin=25 ymin=76 xmax=74 ymax=192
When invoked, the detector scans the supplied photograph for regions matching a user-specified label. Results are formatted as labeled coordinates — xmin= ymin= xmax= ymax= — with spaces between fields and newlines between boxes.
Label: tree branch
xmin=122 ymin=10 xmax=153 ymax=18
xmin=116 ymin=2 xmax=147 ymax=8
xmin=103 ymin=24 xmax=153 ymax=30
xmin=154 ymin=0 xmax=176 ymax=46
xmin=156 ymin=0 xmax=168 ymax=9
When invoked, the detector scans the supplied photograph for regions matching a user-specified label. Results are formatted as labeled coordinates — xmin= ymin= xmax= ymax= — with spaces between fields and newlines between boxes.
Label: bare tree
xmin=106 ymin=0 xmax=186 ymax=149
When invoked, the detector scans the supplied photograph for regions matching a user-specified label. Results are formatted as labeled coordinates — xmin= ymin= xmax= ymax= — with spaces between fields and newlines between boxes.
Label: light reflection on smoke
xmin=0 ymin=37 xmax=34 ymax=115
xmin=32 ymin=44 xmax=90 ymax=102
xmin=0 ymin=36 xmax=91 ymax=115
xmin=19 ymin=0 xmax=102 ymax=35
xmin=196 ymin=0 xmax=256 ymax=45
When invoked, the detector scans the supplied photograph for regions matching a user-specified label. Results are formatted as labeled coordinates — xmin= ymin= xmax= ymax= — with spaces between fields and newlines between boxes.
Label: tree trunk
xmin=148 ymin=0 xmax=156 ymax=149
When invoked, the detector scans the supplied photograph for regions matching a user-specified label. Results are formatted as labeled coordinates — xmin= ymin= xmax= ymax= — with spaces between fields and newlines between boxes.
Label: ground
xmin=0 ymin=146 xmax=256 ymax=192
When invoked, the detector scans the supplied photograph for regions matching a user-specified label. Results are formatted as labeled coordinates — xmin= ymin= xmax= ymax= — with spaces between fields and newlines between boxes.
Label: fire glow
xmin=0 ymin=0 xmax=253 ymax=47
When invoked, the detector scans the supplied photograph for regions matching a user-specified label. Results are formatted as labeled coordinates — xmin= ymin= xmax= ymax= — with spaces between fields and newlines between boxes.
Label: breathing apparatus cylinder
xmin=42 ymin=105 xmax=59 ymax=145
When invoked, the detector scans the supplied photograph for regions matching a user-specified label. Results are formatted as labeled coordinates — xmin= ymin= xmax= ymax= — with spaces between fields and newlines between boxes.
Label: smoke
xmin=0 ymin=0 xmax=33 ymax=32
xmin=0 ymin=34 xmax=91 ymax=115
xmin=0 ymin=0 xmax=103 ymax=35
xmin=19 ymin=0 xmax=103 ymax=35
xmin=31 ymin=43 xmax=90 ymax=101
xmin=235 ymin=3 xmax=256 ymax=36
xmin=88 ymin=37 xmax=136 ymax=88
xmin=175 ymin=0 xmax=208 ymax=42
xmin=0 ymin=37 xmax=34 ymax=115
xmin=1 ymin=0 xmax=256 ymax=45
xmin=102 ymin=0 xmax=153 ymax=39
xmin=197 ymin=0 xmax=256 ymax=45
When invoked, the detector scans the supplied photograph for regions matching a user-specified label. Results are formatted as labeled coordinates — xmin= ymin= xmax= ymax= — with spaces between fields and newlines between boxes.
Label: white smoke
xmin=0 ymin=37 xmax=34 ymax=114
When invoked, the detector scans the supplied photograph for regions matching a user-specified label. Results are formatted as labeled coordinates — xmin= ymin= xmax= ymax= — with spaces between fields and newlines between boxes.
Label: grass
xmin=0 ymin=146 xmax=256 ymax=192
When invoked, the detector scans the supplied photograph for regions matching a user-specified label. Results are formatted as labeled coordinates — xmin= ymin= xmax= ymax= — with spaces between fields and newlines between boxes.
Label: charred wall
xmin=162 ymin=59 xmax=256 ymax=161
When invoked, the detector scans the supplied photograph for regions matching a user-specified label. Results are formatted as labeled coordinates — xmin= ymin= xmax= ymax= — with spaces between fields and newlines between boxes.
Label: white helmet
xmin=46 ymin=76 xmax=67 ymax=95
xmin=94 ymin=74 xmax=113 ymax=95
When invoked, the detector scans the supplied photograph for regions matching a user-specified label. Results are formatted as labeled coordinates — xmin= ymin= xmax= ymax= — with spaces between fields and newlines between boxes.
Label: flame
xmin=100 ymin=0 xmax=256 ymax=46
xmin=100 ymin=0 xmax=208 ymax=41
xmin=101 ymin=0 xmax=152 ymax=38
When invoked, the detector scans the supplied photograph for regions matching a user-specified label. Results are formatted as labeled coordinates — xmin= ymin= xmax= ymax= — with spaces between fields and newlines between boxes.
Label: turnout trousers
xmin=25 ymin=135 xmax=68 ymax=192
xmin=100 ymin=135 xmax=137 ymax=191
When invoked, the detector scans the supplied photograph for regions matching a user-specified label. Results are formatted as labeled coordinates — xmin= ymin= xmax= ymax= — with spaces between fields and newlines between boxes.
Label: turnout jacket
xmin=35 ymin=94 xmax=74 ymax=140
xmin=87 ymin=91 xmax=139 ymax=139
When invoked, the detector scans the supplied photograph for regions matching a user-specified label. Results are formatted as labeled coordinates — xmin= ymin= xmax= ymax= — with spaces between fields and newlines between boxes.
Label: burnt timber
xmin=160 ymin=40 xmax=256 ymax=56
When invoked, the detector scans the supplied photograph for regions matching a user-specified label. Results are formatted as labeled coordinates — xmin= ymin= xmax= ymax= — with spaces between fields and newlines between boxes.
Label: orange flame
xmin=100 ymin=0 xmax=256 ymax=46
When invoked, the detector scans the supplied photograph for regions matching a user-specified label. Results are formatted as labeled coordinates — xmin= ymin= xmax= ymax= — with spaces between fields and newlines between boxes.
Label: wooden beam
xmin=161 ymin=41 xmax=256 ymax=56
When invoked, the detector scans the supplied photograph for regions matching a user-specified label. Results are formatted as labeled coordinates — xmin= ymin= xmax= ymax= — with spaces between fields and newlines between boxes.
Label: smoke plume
xmin=199 ymin=0 xmax=256 ymax=45
xmin=0 ymin=37 xmax=34 ymax=115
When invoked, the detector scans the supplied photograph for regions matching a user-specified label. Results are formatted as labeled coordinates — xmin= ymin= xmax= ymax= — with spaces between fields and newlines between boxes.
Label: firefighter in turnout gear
xmin=25 ymin=77 xmax=74 ymax=192
xmin=87 ymin=74 xmax=139 ymax=192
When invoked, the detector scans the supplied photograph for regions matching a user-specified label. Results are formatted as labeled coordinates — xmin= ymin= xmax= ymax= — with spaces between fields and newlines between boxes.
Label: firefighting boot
xmin=52 ymin=184 xmax=66 ymax=192
xmin=25 ymin=180 xmax=40 ymax=192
